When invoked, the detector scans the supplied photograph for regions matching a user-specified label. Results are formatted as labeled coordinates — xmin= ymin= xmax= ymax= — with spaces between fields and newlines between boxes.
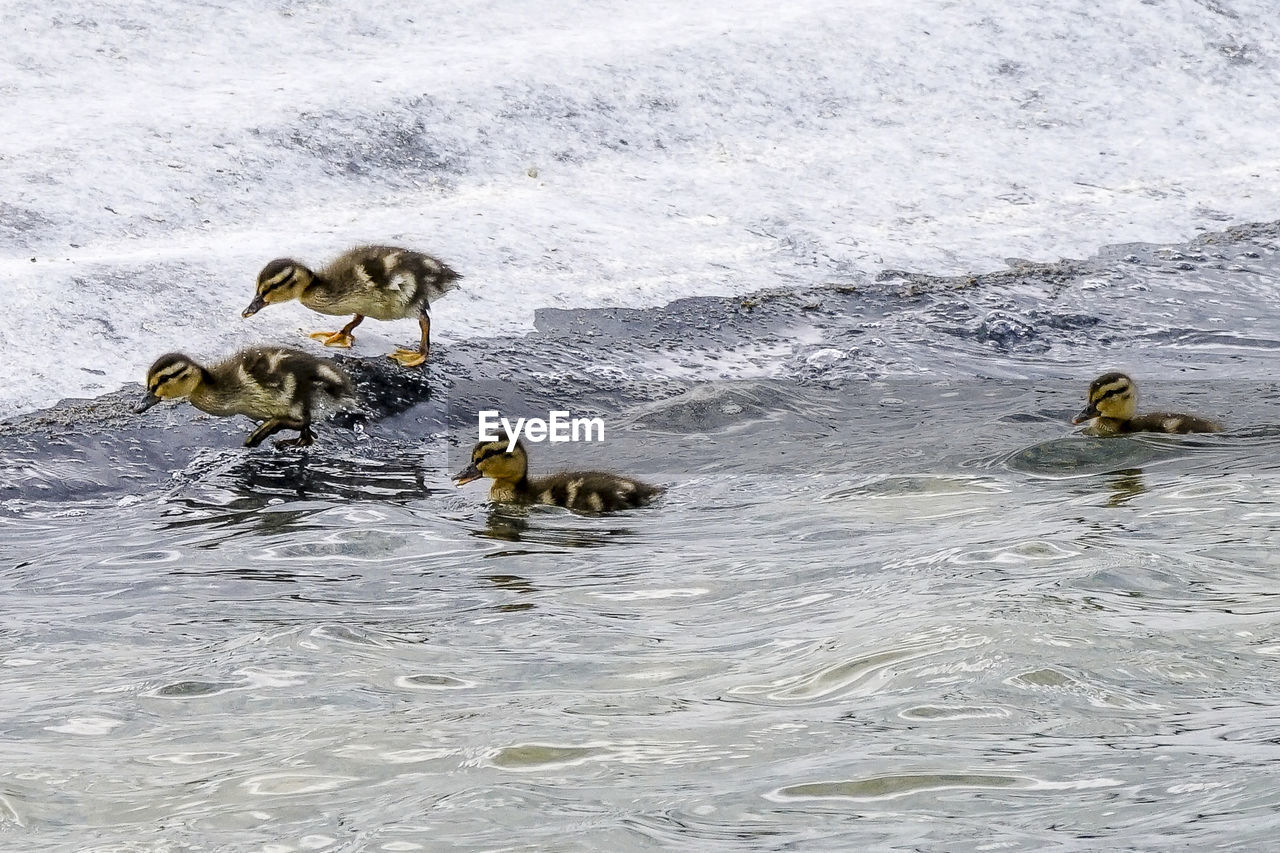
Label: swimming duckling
xmin=452 ymin=436 xmax=663 ymax=512
xmin=1072 ymin=371 xmax=1222 ymax=436
xmin=243 ymin=245 xmax=460 ymax=367
xmin=135 ymin=347 xmax=354 ymax=448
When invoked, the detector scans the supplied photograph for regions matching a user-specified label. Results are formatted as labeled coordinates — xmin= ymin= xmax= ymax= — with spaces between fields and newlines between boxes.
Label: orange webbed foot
xmin=309 ymin=331 xmax=354 ymax=348
xmin=388 ymin=348 xmax=427 ymax=368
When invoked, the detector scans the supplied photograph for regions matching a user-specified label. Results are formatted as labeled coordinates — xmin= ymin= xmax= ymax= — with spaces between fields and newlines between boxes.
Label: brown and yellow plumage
xmin=1071 ymin=371 xmax=1221 ymax=436
xmin=243 ymin=245 xmax=460 ymax=367
xmin=452 ymin=437 xmax=663 ymax=513
xmin=135 ymin=346 xmax=354 ymax=448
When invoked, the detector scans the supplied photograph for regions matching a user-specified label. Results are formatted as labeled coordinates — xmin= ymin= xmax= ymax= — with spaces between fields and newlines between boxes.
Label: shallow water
xmin=4 ymin=226 xmax=1280 ymax=850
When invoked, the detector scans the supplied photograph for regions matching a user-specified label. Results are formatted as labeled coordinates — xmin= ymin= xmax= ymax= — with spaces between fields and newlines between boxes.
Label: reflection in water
xmin=1104 ymin=469 xmax=1147 ymax=507
xmin=472 ymin=504 xmax=643 ymax=550
xmin=477 ymin=505 xmax=533 ymax=543
xmin=158 ymin=499 xmax=317 ymax=537
xmin=217 ymin=450 xmax=429 ymax=505
xmin=485 ymin=574 xmax=537 ymax=595
xmin=485 ymin=573 xmax=538 ymax=612
xmin=157 ymin=449 xmax=431 ymax=535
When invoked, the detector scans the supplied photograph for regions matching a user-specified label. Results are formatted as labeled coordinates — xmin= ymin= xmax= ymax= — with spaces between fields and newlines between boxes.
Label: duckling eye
xmin=259 ymin=268 xmax=297 ymax=294
xmin=473 ymin=446 xmax=511 ymax=465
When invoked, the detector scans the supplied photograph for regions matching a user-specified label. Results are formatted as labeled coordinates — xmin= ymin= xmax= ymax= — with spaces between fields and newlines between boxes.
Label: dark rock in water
xmin=976 ymin=310 xmax=1040 ymax=351
xmin=330 ymin=354 xmax=434 ymax=424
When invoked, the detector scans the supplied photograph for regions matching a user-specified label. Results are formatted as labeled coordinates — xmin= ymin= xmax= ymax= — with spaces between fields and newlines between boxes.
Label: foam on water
xmin=2 ymin=0 xmax=1279 ymax=415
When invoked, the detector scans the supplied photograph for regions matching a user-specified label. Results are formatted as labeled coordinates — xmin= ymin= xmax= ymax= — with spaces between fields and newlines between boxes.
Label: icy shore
xmin=2 ymin=0 xmax=1277 ymax=415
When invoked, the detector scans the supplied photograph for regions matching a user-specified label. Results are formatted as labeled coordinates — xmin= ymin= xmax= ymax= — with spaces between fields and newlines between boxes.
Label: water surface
xmin=2 ymin=225 xmax=1280 ymax=850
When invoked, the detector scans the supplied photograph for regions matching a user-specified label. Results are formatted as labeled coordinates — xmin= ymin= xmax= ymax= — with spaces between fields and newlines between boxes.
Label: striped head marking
xmin=1073 ymin=371 xmax=1137 ymax=424
xmin=452 ymin=435 xmax=528 ymax=486
xmin=244 ymin=258 xmax=312 ymax=317
xmin=136 ymin=352 xmax=202 ymax=413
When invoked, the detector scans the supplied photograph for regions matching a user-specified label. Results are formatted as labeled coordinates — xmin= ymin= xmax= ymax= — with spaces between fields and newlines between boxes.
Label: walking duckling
xmin=452 ymin=436 xmax=664 ymax=512
xmin=1072 ymin=371 xmax=1222 ymax=436
xmin=243 ymin=245 xmax=460 ymax=367
xmin=135 ymin=347 xmax=355 ymax=448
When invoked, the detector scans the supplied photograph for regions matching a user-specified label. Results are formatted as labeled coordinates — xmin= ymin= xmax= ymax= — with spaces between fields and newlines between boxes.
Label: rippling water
xmin=4 ymin=226 xmax=1280 ymax=850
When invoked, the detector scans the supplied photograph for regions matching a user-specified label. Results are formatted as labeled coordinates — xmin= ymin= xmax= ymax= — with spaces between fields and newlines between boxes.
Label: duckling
xmin=134 ymin=347 xmax=354 ymax=448
xmin=452 ymin=436 xmax=663 ymax=512
xmin=1072 ymin=371 xmax=1222 ymax=436
xmin=243 ymin=245 xmax=460 ymax=367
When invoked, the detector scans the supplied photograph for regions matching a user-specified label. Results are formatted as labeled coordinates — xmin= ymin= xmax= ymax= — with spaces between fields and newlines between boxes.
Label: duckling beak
xmin=1071 ymin=403 xmax=1099 ymax=425
xmin=452 ymin=462 xmax=482 ymax=486
xmin=242 ymin=296 xmax=266 ymax=318
xmin=134 ymin=391 xmax=161 ymax=414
